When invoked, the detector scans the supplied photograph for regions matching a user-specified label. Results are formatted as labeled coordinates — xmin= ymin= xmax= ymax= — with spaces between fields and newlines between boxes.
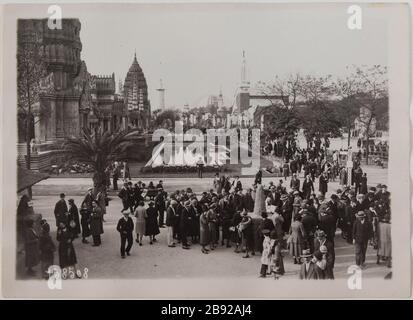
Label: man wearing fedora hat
xmin=116 ymin=210 xmax=134 ymax=258
xmin=352 ymin=210 xmax=373 ymax=267
xmin=299 ymin=249 xmax=323 ymax=280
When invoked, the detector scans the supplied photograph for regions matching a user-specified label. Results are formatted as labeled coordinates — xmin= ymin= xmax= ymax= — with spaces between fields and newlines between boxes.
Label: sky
xmin=70 ymin=3 xmax=387 ymax=109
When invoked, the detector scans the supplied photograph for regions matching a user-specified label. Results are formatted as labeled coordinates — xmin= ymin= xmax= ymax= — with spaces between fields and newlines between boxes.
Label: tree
xmin=351 ymin=65 xmax=388 ymax=164
xmin=154 ymin=109 xmax=181 ymax=130
xmin=63 ymin=128 xmax=140 ymax=193
xmin=332 ymin=73 xmax=361 ymax=147
xmin=296 ymin=75 xmax=341 ymax=148
xmin=17 ymin=35 xmax=47 ymax=170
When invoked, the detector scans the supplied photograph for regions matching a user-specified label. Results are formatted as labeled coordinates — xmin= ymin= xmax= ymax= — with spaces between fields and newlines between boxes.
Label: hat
xmin=88 ymin=187 xmax=93 ymax=191
xmin=210 ymin=203 xmax=217 ymax=209
xmin=149 ymin=201 xmax=155 ymax=207
xmin=171 ymin=200 xmax=178 ymax=206
xmin=280 ymin=194 xmax=288 ymax=201
xmin=68 ymin=199 xmax=75 ymax=204
xmin=261 ymin=229 xmax=271 ymax=235
xmin=316 ymin=230 xmax=326 ymax=238
xmin=356 ymin=211 xmax=366 ymax=218
xmin=293 ymin=191 xmax=300 ymax=195
xmin=122 ymin=210 xmax=130 ymax=215
xmin=317 ymin=193 xmax=325 ymax=200
xmin=300 ymin=249 xmax=312 ymax=258
xmin=60 ymin=193 xmax=65 ymax=198
xmin=184 ymin=200 xmax=191 ymax=206
xmin=41 ymin=222 xmax=50 ymax=233
xmin=376 ymin=184 xmax=382 ymax=188
xmin=319 ymin=245 xmax=328 ymax=254
xmin=381 ymin=184 xmax=387 ymax=189
xmin=336 ymin=189 xmax=343 ymax=194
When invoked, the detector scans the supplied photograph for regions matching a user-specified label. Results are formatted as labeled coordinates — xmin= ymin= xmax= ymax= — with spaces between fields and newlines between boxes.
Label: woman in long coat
xmin=68 ymin=199 xmax=81 ymax=237
xmin=57 ymin=222 xmax=77 ymax=270
xmin=90 ymin=201 xmax=103 ymax=246
xmin=134 ymin=201 xmax=147 ymax=245
xmin=377 ymin=214 xmax=391 ymax=267
xmin=24 ymin=220 xmax=40 ymax=276
xmin=207 ymin=205 xmax=218 ymax=250
xmin=80 ymin=204 xmax=91 ymax=244
xmin=302 ymin=175 xmax=314 ymax=199
xmin=145 ymin=202 xmax=160 ymax=244
xmin=199 ymin=206 xmax=210 ymax=254
xmin=39 ymin=221 xmax=56 ymax=279
xmin=288 ymin=214 xmax=305 ymax=264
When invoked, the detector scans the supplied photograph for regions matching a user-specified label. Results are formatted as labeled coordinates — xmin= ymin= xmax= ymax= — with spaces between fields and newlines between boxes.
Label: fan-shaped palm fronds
xmin=63 ymin=127 xmax=140 ymax=191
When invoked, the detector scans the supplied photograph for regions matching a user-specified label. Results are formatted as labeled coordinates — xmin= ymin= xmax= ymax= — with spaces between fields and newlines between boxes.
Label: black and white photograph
xmin=1 ymin=1 xmax=410 ymax=299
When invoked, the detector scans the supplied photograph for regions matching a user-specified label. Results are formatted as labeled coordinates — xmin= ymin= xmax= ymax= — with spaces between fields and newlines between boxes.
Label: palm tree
xmin=63 ymin=127 xmax=140 ymax=193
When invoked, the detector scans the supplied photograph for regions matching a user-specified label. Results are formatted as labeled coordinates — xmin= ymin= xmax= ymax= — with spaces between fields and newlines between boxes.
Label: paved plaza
xmin=17 ymin=165 xmax=391 ymax=281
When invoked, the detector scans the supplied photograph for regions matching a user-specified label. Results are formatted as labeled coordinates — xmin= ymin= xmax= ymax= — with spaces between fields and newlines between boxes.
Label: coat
xmin=39 ymin=232 xmax=56 ymax=263
xmin=90 ymin=206 xmax=104 ymax=236
xmin=190 ymin=205 xmax=201 ymax=237
xmin=319 ymin=175 xmax=328 ymax=194
xmin=377 ymin=221 xmax=391 ymax=257
xmin=134 ymin=205 xmax=147 ymax=235
xmin=319 ymin=214 xmax=337 ymax=241
xmin=57 ymin=227 xmax=77 ymax=268
xmin=165 ymin=206 xmax=175 ymax=227
xmin=290 ymin=178 xmax=300 ymax=191
xmin=82 ymin=193 xmax=94 ymax=211
xmin=145 ymin=207 xmax=160 ymax=236
xmin=302 ymin=180 xmax=314 ymax=199
xmin=117 ymin=217 xmax=134 ymax=235
xmin=96 ymin=191 xmax=107 ymax=215
xmin=288 ymin=220 xmax=305 ymax=257
xmin=68 ymin=204 xmax=81 ymax=235
xmin=180 ymin=206 xmax=192 ymax=235
xmin=54 ymin=199 xmax=68 ymax=226
xmin=353 ymin=219 xmax=373 ymax=244
xmin=299 ymin=262 xmax=324 ymax=279
xmin=199 ymin=213 xmax=210 ymax=246
xmin=24 ymin=227 xmax=40 ymax=268
xmin=80 ymin=207 xmax=91 ymax=238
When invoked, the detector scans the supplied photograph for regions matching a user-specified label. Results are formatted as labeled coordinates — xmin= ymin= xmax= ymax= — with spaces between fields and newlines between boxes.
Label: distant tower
xmin=118 ymin=79 xmax=123 ymax=95
xmin=156 ymin=79 xmax=166 ymax=111
xmin=240 ymin=50 xmax=250 ymax=93
xmin=236 ymin=50 xmax=250 ymax=113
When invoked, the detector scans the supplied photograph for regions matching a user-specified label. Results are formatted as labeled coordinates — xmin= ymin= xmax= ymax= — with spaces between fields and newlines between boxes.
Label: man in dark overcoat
xmin=116 ymin=211 xmax=134 ymax=258
xmin=352 ymin=211 xmax=373 ymax=267
xmin=54 ymin=193 xmax=68 ymax=227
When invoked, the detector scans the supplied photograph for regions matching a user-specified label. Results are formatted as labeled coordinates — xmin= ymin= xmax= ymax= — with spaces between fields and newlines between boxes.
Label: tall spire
xmin=240 ymin=50 xmax=249 ymax=92
xmin=134 ymin=50 xmax=137 ymax=62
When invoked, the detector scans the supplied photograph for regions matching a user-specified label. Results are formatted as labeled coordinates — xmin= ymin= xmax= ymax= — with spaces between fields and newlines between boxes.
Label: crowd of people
xmin=20 ymin=141 xmax=391 ymax=280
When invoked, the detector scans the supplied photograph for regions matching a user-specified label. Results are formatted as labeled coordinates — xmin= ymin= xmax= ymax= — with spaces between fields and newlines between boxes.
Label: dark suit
xmin=290 ymin=178 xmax=300 ymax=191
xmin=116 ymin=217 xmax=134 ymax=257
xmin=353 ymin=219 xmax=373 ymax=266
xmin=54 ymin=199 xmax=68 ymax=227
xmin=299 ymin=262 xmax=324 ymax=279
xmin=180 ymin=206 xmax=191 ymax=246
